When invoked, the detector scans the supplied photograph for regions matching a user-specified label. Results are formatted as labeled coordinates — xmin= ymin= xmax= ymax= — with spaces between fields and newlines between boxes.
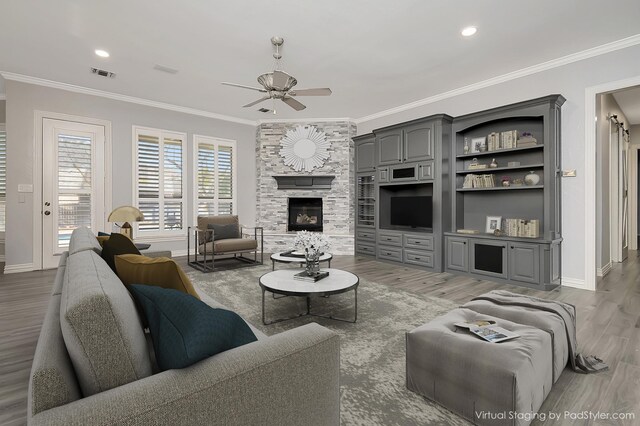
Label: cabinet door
xmin=377 ymin=130 xmax=403 ymax=166
xmin=417 ymin=161 xmax=434 ymax=181
xmin=509 ymin=243 xmax=540 ymax=284
xmin=404 ymin=122 xmax=433 ymax=162
xmin=446 ymin=237 xmax=468 ymax=272
xmin=356 ymin=136 xmax=376 ymax=172
xmin=469 ymin=239 xmax=508 ymax=280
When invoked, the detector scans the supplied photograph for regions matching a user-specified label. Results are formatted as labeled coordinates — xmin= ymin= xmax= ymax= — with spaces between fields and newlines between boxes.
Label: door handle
xmin=44 ymin=211 xmax=51 ymax=216
xmin=44 ymin=202 xmax=51 ymax=206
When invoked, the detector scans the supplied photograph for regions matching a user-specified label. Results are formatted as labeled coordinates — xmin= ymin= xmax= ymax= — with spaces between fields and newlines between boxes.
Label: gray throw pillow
xmin=207 ymin=223 xmax=239 ymax=242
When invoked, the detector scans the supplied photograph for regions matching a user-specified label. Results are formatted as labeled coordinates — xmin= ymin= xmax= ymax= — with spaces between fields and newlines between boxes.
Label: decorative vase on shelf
xmin=524 ymin=171 xmax=541 ymax=186
xmin=463 ymin=138 xmax=470 ymax=154
xmin=489 ymin=158 xmax=498 ymax=168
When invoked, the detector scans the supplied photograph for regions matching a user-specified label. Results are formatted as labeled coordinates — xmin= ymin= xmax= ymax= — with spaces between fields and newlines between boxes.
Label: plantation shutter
xmin=195 ymin=136 xmax=236 ymax=217
xmin=135 ymin=128 xmax=185 ymax=235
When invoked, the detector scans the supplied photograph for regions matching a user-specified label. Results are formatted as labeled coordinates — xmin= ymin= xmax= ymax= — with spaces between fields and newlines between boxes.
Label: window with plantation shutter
xmin=194 ymin=135 xmax=236 ymax=220
xmin=0 ymin=125 xmax=5 ymax=233
xmin=134 ymin=127 xmax=186 ymax=237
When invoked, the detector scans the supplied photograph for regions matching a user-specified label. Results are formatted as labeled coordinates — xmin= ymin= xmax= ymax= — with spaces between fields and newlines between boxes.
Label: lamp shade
xmin=108 ymin=206 xmax=144 ymax=223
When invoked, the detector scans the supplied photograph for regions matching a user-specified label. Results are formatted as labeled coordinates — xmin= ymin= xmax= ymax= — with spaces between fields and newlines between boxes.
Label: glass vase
xmin=305 ymin=250 xmax=321 ymax=275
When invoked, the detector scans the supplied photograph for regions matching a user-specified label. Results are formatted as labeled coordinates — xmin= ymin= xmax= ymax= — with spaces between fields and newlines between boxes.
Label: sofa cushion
xmin=199 ymin=238 xmax=258 ymax=255
xmin=115 ymin=254 xmax=200 ymax=299
xmin=60 ymin=250 xmax=152 ymax=396
xmin=100 ymin=233 xmax=140 ymax=272
xmin=28 ymin=294 xmax=82 ymax=419
xmin=207 ymin=222 xmax=239 ymax=242
xmin=129 ymin=285 xmax=258 ymax=371
xmin=68 ymin=226 xmax=102 ymax=256
xmin=51 ymin=252 xmax=69 ymax=296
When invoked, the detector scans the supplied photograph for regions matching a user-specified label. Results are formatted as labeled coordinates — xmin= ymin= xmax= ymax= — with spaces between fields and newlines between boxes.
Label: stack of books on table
xmin=294 ymin=271 xmax=329 ymax=282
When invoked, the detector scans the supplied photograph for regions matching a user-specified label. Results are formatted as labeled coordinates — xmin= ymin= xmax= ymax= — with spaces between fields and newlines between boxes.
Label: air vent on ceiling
xmin=90 ymin=67 xmax=116 ymax=78
xmin=153 ymin=64 xmax=179 ymax=74
xmin=258 ymin=108 xmax=271 ymax=113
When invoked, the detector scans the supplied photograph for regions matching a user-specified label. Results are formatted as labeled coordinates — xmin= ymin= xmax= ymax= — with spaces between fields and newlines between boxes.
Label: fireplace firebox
xmin=288 ymin=198 xmax=323 ymax=232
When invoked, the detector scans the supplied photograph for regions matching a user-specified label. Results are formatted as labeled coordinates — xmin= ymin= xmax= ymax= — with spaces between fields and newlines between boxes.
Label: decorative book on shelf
xmin=457 ymin=229 xmax=480 ymax=234
xmin=294 ymin=271 xmax=329 ymax=282
xmin=463 ymin=174 xmax=495 ymax=189
xmin=504 ymin=219 xmax=540 ymax=238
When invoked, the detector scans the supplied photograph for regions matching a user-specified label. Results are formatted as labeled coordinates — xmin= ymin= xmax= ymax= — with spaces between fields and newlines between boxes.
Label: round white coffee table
xmin=259 ymin=268 xmax=358 ymax=325
xmin=270 ymin=251 xmax=333 ymax=270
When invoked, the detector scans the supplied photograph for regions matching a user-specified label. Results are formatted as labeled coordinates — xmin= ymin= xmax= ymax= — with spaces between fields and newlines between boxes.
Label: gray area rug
xmin=188 ymin=265 xmax=469 ymax=426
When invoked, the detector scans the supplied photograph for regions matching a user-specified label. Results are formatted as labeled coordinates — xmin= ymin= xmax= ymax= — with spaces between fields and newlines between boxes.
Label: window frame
xmin=132 ymin=126 xmax=187 ymax=240
xmin=192 ymin=134 xmax=238 ymax=226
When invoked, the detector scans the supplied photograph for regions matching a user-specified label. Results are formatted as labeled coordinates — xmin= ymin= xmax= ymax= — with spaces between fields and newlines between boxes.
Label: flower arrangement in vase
xmin=293 ymin=231 xmax=330 ymax=275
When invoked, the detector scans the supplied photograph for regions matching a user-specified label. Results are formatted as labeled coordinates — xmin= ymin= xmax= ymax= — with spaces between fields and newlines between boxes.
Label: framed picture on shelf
xmin=485 ymin=216 xmax=502 ymax=233
xmin=471 ymin=137 xmax=487 ymax=153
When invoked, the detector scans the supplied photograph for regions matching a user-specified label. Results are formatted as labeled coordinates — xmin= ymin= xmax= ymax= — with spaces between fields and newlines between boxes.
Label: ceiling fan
xmin=221 ymin=36 xmax=332 ymax=112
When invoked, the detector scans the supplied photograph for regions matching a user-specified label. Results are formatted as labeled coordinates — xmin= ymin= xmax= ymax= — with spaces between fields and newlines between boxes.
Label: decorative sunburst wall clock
xmin=279 ymin=125 xmax=330 ymax=172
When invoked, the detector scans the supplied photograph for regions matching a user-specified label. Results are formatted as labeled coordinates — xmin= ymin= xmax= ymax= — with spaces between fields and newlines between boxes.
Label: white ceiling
xmin=612 ymin=86 xmax=640 ymax=125
xmin=1 ymin=0 xmax=640 ymax=121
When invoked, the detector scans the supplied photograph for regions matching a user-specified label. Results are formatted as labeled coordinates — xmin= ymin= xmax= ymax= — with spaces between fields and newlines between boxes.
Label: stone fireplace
xmin=255 ymin=121 xmax=356 ymax=254
xmin=288 ymin=198 xmax=323 ymax=232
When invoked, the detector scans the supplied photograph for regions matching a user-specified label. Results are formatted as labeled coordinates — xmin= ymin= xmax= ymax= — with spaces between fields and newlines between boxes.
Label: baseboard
xmin=0 ymin=255 xmax=5 ymax=262
xmin=171 ymin=249 xmax=189 ymax=257
xmin=596 ymin=262 xmax=612 ymax=277
xmin=3 ymin=263 xmax=35 ymax=274
xmin=561 ymin=276 xmax=590 ymax=290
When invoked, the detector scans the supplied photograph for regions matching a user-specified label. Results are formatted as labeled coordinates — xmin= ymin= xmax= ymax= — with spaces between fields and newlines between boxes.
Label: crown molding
xmin=257 ymin=117 xmax=354 ymax=125
xmin=355 ymin=33 xmax=640 ymax=124
xmin=0 ymin=71 xmax=257 ymax=126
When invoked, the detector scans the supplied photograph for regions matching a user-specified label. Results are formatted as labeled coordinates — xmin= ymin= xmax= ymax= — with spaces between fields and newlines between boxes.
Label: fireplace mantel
xmin=273 ymin=175 xmax=335 ymax=190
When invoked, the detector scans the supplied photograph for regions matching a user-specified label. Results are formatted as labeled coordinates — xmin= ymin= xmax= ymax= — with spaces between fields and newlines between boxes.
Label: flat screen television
xmin=390 ymin=196 xmax=432 ymax=228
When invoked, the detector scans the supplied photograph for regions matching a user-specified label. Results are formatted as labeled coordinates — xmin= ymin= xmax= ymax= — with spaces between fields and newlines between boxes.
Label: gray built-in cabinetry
xmin=445 ymin=95 xmax=565 ymax=290
xmin=354 ymin=95 xmax=564 ymax=290
xmin=354 ymin=115 xmax=452 ymax=273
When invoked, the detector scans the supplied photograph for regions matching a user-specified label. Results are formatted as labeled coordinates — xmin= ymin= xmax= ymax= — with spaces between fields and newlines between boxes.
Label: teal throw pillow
xmin=128 ymin=285 xmax=257 ymax=371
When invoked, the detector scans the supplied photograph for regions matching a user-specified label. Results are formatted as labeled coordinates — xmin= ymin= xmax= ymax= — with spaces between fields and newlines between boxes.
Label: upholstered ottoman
xmin=406 ymin=308 xmax=553 ymax=426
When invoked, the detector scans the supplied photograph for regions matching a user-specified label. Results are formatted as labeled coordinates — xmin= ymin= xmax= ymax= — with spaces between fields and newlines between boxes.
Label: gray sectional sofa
xmin=28 ymin=227 xmax=340 ymax=426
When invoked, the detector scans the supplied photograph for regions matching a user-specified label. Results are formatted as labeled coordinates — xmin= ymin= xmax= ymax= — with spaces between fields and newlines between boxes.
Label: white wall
xmin=5 ymin=81 xmax=255 ymax=269
xmin=357 ymin=43 xmax=640 ymax=284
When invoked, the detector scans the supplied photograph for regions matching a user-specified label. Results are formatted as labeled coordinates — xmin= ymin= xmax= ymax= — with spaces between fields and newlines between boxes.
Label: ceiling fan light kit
xmin=221 ymin=36 xmax=332 ymax=112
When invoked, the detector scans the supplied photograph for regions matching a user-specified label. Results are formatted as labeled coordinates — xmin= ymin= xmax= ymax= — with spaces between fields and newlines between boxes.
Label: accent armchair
xmin=188 ymin=215 xmax=263 ymax=272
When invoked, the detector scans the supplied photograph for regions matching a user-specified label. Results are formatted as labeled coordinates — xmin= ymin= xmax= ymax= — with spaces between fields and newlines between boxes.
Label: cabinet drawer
xmin=378 ymin=246 xmax=402 ymax=261
xmin=356 ymin=243 xmax=376 ymax=256
xmin=404 ymin=234 xmax=434 ymax=251
xmin=403 ymin=249 xmax=434 ymax=268
xmin=356 ymin=229 xmax=376 ymax=242
xmin=377 ymin=232 xmax=402 ymax=247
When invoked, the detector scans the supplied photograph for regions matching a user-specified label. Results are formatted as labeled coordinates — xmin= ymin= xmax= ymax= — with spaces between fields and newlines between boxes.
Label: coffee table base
xmin=261 ymin=288 xmax=357 ymax=325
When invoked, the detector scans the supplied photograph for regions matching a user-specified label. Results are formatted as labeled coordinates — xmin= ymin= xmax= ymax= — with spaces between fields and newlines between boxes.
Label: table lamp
xmin=108 ymin=206 xmax=144 ymax=240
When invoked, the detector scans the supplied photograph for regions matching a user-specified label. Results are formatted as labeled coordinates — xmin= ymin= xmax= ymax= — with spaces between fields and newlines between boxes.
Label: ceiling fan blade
xmin=289 ymin=88 xmax=332 ymax=96
xmin=243 ymin=96 xmax=271 ymax=108
xmin=271 ymin=70 xmax=290 ymax=90
xmin=282 ymin=96 xmax=306 ymax=111
xmin=221 ymin=82 xmax=267 ymax=92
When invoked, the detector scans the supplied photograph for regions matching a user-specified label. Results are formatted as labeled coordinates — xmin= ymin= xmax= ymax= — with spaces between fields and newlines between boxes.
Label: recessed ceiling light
xmin=461 ymin=26 xmax=477 ymax=37
xmin=94 ymin=49 xmax=110 ymax=58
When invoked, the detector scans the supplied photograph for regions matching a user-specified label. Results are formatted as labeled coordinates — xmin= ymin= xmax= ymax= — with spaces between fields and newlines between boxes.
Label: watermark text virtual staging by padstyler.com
xmin=475 ymin=410 xmax=636 ymax=423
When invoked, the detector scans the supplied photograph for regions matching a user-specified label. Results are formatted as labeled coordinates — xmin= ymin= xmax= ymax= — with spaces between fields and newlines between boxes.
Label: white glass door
xmin=42 ymin=119 xmax=105 ymax=268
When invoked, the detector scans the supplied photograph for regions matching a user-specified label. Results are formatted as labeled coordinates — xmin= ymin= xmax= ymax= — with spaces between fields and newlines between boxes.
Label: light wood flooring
xmin=1 ymin=253 xmax=639 ymax=425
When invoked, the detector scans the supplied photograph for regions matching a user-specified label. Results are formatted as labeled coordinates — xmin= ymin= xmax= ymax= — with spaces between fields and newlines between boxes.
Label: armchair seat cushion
xmin=199 ymin=238 xmax=258 ymax=254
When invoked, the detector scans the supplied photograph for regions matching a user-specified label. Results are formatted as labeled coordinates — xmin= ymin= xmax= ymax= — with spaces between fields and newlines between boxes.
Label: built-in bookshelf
xmin=446 ymin=95 xmax=565 ymax=290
